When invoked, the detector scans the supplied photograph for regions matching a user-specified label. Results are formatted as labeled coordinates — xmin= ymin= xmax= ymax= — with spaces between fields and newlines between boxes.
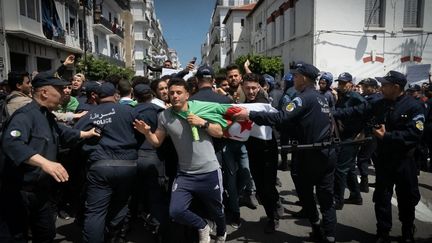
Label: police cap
xmin=32 ymin=71 xmax=69 ymax=88
xmin=293 ymin=63 xmax=320 ymax=80
xmin=376 ymin=70 xmax=407 ymax=87
xmin=97 ymin=82 xmax=116 ymax=98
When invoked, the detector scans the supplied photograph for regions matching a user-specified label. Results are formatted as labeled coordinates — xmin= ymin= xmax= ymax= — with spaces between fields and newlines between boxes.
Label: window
xmin=94 ymin=35 xmax=99 ymax=53
xmin=241 ymin=19 xmax=244 ymax=27
xmin=19 ymin=0 xmax=40 ymax=22
xmin=290 ymin=7 xmax=295 ymax=36
xmin=271 ymin=18 xmax=276 ymax=45
xmin=404 ymin=0 xmax=422 ymax=27
xmin=365 ymin=0 xmax=385 ymax=27
xmin=244 ymin=0 xmax=250 ymax=4
xmin=280 ymin=13 xmax=284 ymax=42
xmin=229 ymin=0 xmax=234 ymax=6
xmin=20 ymin=0 xmax=26 ymax=16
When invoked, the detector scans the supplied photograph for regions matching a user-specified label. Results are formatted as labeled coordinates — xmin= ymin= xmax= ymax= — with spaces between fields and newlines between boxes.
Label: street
xmin=54 ymin=167 xmax=432 ymax=243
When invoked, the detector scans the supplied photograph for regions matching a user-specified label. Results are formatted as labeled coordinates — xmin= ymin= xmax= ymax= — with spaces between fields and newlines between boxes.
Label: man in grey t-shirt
xmin=134 ymin=78 xmax=226 ymax=243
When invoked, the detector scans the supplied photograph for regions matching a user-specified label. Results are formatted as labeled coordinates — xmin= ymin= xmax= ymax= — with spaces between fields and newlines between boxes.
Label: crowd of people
xmin=0 ymin=55 xmax=431 ymax=243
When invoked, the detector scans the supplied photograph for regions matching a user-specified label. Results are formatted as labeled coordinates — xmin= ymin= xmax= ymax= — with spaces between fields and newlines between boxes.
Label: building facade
xmin=250 ymin=0 xmax=432 ymax=81
xmin=131 ymin=0 xmax=169 ymax=76
xmin=204 ymin=0 xmax=258 ymax=70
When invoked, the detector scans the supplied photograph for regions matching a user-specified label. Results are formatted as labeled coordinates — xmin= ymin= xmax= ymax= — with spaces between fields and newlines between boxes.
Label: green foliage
xmin=77 ymin=54 xmax=135 ymax=81
xmin=235 ymin=54 xmax=283 ymax=77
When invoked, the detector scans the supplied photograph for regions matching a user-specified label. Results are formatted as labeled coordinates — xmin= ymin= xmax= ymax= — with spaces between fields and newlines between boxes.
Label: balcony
xmin=93 ymin=16 xmax=113 ymax=34
xmin=110 ymin=26 xmax=124 ymax=42
xmin=134 ymin=33 xmax=151 ymax=46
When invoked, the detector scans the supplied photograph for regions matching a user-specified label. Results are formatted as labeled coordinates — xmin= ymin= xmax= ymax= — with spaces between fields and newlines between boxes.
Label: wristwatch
xmin=201 ymin=121 xmax=210 ymax=129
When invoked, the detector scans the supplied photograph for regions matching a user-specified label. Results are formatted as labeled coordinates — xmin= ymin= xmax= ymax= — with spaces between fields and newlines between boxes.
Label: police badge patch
xmin=415 ymin=121 xmax=424 ymax=131
xmin=286 ymin=102 xmax=296 ymax=112
xmin=10 ymin=130 xmax=22 ymax=137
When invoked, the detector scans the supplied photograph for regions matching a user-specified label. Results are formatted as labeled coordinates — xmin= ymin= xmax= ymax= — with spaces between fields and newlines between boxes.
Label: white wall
xmin=314 ymin=0 xmax=432 ymax=81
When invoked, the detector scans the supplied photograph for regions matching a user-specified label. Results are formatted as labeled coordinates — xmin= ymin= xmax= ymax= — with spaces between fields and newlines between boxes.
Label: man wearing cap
xmin=75 ymin=81 xmax=101 ymax=112
xmin=234 ymin=63 xmax=337 ymax=243
xmin=74 ymin=82 xmax=140 ymax=242
xmin=333 ymin=72 xmax=366 ymax=210
xmin=333 ymin=70 xmax=424 ymax=242
xmin=131 ymin=84 xmax=168 ymax=240
xmin=0 ymin=71 xmax=99 ymax=242
xmin=357 ymin=78 xmax=382 ymax=192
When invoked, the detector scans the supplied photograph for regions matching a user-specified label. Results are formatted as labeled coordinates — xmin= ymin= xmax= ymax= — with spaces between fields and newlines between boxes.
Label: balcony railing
xmin=94 ymin=16 xmax=112 ymax=32
xmin=112 ymin=26 xmax=124 ymax=39
xmin=94 ymin=53 xmax=125 ymax=67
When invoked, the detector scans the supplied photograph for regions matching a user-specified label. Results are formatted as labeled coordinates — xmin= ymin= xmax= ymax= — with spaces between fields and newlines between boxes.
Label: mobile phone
xmin=190 ymin=57 xmax=197 ymax=64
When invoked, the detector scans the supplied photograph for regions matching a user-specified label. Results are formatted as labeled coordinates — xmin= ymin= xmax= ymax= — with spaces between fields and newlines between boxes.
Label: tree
xmin=235 ymin=54 xmax=283 ymax=77
xmin=77 ymin=54 xmax=135 ymax=81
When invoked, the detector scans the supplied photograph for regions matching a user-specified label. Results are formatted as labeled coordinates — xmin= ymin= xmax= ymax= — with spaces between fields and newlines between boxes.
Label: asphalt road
xmin=54 ymin=168 xmax=432 ymax=243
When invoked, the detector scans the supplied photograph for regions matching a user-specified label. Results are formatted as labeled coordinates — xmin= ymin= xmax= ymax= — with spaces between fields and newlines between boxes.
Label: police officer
xmin=234 ymin=63 xmax=337 ymax=243
xmin=334 ymin=71 xmax=423 ymax=243
xmin=0 ymin=71 xmax=98 ymax=242
xmin=74 ymin=82 xmax=139 ymax=243
xmin=333 ymin=72 xmax=366 ymax=209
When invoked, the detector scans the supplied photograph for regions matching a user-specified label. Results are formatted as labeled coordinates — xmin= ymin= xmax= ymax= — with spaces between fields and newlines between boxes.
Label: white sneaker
xmin=214 ymin=232 xmax=227 ymax=243
xmin=198 ymin=224 xmax=211 ymax=243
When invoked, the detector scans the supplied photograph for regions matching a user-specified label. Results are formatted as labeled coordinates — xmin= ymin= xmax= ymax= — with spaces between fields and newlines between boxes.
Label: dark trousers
xmin=169 ymin=169 xmax=226 ymax=236
xmin=296 ymin=149 xmax=337 ymax=237
xmin=0 ymin=189 xmax=56 ymax=243
xmin=334 ymin=141 xmax=361 ymax=204
xmin=130 ymin=150 xmax=168 ymax=225
xmin=356 ymin=136 xmax=377 ymax=177
xmin=373 ymin=158 xmax=420 ymax=234
xmin=246 ymin=137 xmax=279 ymax=220
xmin=82 ymin=162 xmax=137 ymax=243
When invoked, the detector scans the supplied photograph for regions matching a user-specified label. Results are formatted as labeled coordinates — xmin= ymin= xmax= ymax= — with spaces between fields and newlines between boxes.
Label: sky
xmin=154 ymin=0 xmax=215 ymax=67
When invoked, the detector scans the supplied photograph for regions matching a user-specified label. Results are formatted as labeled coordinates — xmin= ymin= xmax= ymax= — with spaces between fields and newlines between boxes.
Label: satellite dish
xmin=147 ymin=29 xmax=154 ymax=38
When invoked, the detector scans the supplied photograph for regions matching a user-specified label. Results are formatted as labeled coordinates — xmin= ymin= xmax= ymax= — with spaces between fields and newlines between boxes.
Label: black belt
xmin=91 ymin=159 xmax=137 ymax=167
xmin=280 ymin=137 xmax=373 ymax=152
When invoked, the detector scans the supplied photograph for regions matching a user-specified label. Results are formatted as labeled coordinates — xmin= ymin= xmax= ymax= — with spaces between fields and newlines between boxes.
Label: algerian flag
xmin=173 ymin=100 xmax=277 ymax=141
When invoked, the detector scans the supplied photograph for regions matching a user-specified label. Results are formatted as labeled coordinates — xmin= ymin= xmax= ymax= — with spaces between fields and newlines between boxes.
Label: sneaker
xmin=58 ymin=210 xmax=71 ymax=220
xmin=334 ymin=201 xmax=344 ymax=210
xmin=214 ymin=232 xmax=227 ymax=243
xmin=240 ymin=193 xmax=258 ymax=210
xmin=264 ymin=219 xmax=279 ymax=234
xmin=198 ymin=224 xmax=211 ymax=243
xmin=344 ymin=196 xmax=363 ymax=205
xmin=360 ymin=176 xmax=369 ymax=193
xmin=230 ymin=213 xmax=242 ymax=229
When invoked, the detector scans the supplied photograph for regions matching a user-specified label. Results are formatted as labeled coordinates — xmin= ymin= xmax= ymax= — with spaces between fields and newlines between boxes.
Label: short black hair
xmin=118 ymin=79 xmax=132 ymax=97
xmin=150 ymin=78 xmax=164 ymax=93
xmin=131 ymin=76 xmax=150 ymax=88
xmin=168 ymin=78 xmax=189 ymax=92
xmin=215 ymin=75 xmax=227 ymax=86
xmin=8 ymin=71 xmax=29 ymax=91
xmin=226 ymin=64 xmax=240 ymax=73
xmin=105 ymin=74 xmax=122 ymax=88
xmin=160 ymin=75 xmax=171 ymax=81
xmin=242 ymin=73 xmax=260 ymax=83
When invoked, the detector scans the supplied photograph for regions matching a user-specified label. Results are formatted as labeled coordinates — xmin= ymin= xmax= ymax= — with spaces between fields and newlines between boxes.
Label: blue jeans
xmin=222 ymin=140 xmax=254 ymax=214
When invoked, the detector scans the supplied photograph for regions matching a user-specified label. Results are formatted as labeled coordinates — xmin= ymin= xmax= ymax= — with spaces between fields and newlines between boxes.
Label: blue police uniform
xmin=334 ymin=82 xmax=367 ymax=208
xmin=74 ymin=84 xmax=139 ymax=243
xmin=249 ymin=64 xmax=337 ymax=241
xmin=334 ymin=71 xmax=424 ymax=242
xmin=133 ymin=101 xmax=168 ymax=229
xmin=1 ymin=100 xmax=81 ymax=242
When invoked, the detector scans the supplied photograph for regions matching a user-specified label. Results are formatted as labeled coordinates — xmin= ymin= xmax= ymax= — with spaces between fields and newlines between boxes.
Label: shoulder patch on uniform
xmin=415 ymin=121 xmax=424 ymax=131
xmin=285 ymin=102 xmax=296 ymax=112
xmin=292 ymin=97 xmax=303 ymax=107
xmin=10 ymin=130 xmax=21 ymax=137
